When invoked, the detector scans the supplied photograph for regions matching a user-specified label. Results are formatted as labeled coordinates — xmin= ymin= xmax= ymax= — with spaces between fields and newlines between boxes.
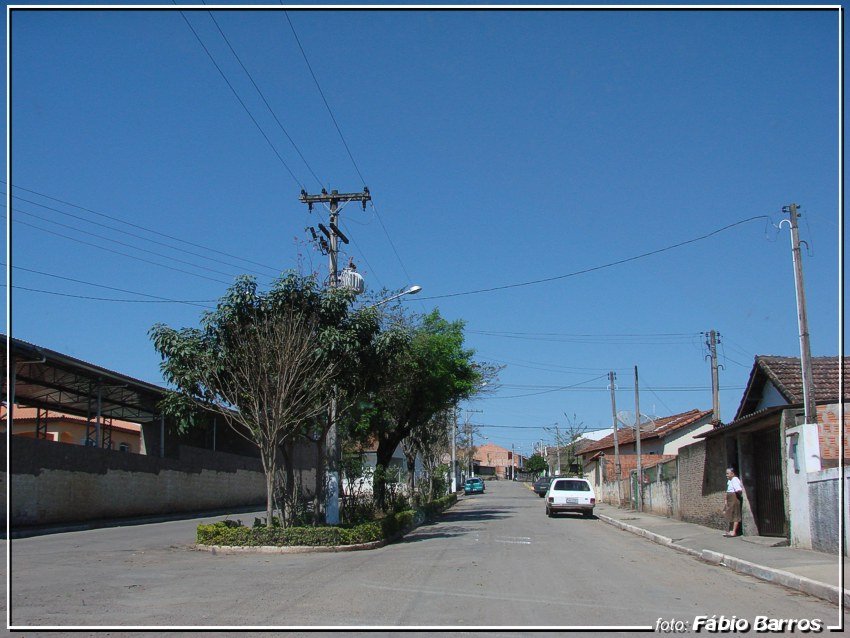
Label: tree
xmin=525 ymin=453 xmax=548 ymax=476
xmin=359 ymin=309 xmax=482 ymax=510
xmin=150 ymin=273 xmax=353 ymax=526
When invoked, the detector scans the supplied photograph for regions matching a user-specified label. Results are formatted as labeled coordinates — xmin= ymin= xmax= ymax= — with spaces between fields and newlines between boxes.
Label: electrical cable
xmin=2 ymin=180 xmax=284 ymax=274
xmin=11 ymin=206 xmax=246 ymax=281
xmin=4 ymin=284 xmax=214 ymax=308
xmin=205 ymin=9 xmax=326 ymax=189
xmin=4 ymin=191 xmax=277 ymax=279
xmin=482 ymin=374 xmax=609 ymax=400
xmin=174 ymin=6 xmax=305 ymax=190
xmin=11 ymin=217 xmax=233 ymax=286
xmin=416 ymin=215 xmax=771 ymax=300
xmin=3 ymin=262 xmax=216 ymax=307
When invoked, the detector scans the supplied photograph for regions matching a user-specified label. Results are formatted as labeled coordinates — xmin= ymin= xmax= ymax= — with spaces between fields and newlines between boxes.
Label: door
xmin=752 ymin=429 xmax=786 ymax=537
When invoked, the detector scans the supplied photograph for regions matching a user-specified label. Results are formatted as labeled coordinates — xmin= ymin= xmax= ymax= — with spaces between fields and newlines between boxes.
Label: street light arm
xmin=367 ymin=285 xmax=422 ymax=308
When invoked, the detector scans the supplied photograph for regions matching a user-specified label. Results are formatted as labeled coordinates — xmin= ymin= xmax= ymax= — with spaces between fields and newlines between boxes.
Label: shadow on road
xmin=396 ymin=508 xmax=513 ymax=543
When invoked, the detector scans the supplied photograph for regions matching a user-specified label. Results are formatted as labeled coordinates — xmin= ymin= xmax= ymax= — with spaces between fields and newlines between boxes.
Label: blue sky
xmin=5 ymin=5 xmax=842 ymax=456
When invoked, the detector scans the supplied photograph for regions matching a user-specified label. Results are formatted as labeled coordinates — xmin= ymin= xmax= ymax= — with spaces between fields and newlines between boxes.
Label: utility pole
xmin=634 ymin=365 xmax=642 ymax=512
xmin=706 ymin=330 xmax=721 ymax=424
xmin=555 ymin=424 xmax=562 ymax=475
xmin=451 ymin=407 xmax=458 ymax=493
xmin=299 ymin=187 xmax=371 ymax=525
xmin=511 ymin=443 xmax=515 ymax=480
xmin=783 ymin=203 xmax=817 ymax=424
xmin=608 ymin=371 xmax=621 ymax=485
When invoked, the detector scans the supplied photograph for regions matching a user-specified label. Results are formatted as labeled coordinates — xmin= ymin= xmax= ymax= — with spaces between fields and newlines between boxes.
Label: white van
xmin=545 ymin=477 xmax=596 ymax=517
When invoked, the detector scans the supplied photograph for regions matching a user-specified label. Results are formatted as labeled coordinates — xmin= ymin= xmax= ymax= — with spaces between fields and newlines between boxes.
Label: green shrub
xmin=197 ymin=493 xmax=458 ymax=547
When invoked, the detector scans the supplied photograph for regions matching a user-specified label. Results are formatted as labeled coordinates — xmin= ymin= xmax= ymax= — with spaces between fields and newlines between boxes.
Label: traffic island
xmin=193 ymin=493 xmax=457 ymax=554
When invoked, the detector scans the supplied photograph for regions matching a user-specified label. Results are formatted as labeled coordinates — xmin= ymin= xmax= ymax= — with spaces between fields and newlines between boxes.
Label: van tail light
xmin=590 ymin=498 xmax=596 ymax=505
xmin=548 ymin=497 xmax=554 ymax=503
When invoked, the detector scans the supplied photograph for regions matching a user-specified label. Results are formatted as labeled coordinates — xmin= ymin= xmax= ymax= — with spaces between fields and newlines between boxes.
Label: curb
xmin=194 ymin=538 xmax=389 ymax=554
xmin=596 ymin=513 xmax=849 ymax=606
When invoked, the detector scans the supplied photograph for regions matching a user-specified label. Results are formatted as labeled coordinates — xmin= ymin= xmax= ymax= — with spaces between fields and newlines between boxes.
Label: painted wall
xmin=660 ymin=417 xmax=715 ymax=455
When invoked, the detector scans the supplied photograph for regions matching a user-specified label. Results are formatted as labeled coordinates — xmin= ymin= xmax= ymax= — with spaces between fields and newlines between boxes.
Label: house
xmin=344 ymin=438 xmax=424 ymax=496
xmin=2 ymin=404 xmax=142 ymax=453
xmin=475 ymin=442 xmax=524 ymax=479
xmin=686 ymin=355 xmax=849 ymax=548
xmin=578 ymin=408 xmax=714 ymax=491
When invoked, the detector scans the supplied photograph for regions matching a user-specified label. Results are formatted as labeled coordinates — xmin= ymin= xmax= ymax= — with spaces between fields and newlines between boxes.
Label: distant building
xmin=2 ymin=404 xmax=142 ymax=453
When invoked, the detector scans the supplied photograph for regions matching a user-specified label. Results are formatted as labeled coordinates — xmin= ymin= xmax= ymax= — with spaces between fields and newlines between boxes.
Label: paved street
xmin=10 ymin=480 xmax=846 ymax=629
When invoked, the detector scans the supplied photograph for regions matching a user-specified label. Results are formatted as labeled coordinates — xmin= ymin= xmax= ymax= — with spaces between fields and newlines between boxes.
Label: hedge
xmin=197 ymin=492 xmax=457 ymax=547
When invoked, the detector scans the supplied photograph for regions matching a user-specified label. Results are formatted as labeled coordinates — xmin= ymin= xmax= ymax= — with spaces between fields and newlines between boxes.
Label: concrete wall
xmin=807 ymin=468 xmax=849 ymax=554
xmin=660 ymin=417 xmax=714 ymax=455
xmin=641 ymin=459 xmax=679 ymax=518
xmin=11 ymin=436 xmax=267 ymax=527
xmin=677 ymin=438 xmax=727 ymax=530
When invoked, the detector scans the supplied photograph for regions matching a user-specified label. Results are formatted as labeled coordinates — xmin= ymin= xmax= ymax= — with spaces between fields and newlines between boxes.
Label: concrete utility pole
xmin=783 ymin=203 xmax=817 ymax=424
xmin=451 ymin=407 xmax=458 ymax=492
xmin=511 ymin=443 xmax=515 ymax=480
xmin=706 ymin=330 xmax=721 ymax=423
xmin=299 ymin=187 xmax=371 ymax=525
xmin=608 ymin=371 xmax=621 ymax=482
xmin=634 ymin=366 xmax=643 ymax=512
xmin=555 ymin=425 xmax=562 ymax=475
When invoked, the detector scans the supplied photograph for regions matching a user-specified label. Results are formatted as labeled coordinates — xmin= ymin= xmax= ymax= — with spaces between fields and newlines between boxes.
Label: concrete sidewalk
xmin=595 ymin=503 xmax=849 ymax=606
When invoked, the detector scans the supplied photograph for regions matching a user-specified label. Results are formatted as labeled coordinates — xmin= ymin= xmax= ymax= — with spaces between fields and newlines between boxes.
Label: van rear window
xmin=553 ymin=480 xmax=590 ymax=491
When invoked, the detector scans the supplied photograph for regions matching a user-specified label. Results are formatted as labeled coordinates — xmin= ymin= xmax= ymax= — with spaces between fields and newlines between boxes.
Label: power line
xmin=4 ymin=191 xmax=277 ymax=279
xmin=5 ymin=284 xmax=214 ymax=308
xmin=417 ymin=216 xmax=770 ymax=300
xmin=284 ymin=10 xmax=417 ymax=299
xmin=11 ymin=205 xmax=245 ymax=281
xmin=174 ymin=6 xmax=305 ymax=189
xmin=482 ymin=374 xmax=609 ymax=400
xmin=11 ymin=217 xmax=233 ymax=286
xmin=4 ymin=263 xmax=216 ymax=308
xmin=205 ymin=9 xmax=325 ymax=189
xmin=2 ymin=180 xmax=284 ymax=274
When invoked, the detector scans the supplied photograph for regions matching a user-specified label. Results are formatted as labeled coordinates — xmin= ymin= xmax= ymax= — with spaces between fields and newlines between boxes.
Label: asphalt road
xmin=8 ymin=480 xmax=846 ymax=630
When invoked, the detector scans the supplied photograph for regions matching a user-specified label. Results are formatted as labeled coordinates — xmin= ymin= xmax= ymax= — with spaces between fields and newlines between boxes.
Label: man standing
xmin=723 ymin=467 xmax=743 ymax=537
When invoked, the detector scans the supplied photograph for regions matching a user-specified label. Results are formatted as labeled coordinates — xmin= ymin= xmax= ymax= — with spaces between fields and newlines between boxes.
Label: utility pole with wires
xmin=299 ymin=187 xmax=371 ymax=525
xmin=705 ymin=330 xmax=722 ymax=424
xmin=781 ymin=203 xmax=817 ymax=424
xmin=634 ymin=366 xmax=643 ymax=512
xmin=608 ymin=371 xmax=622 ymax=493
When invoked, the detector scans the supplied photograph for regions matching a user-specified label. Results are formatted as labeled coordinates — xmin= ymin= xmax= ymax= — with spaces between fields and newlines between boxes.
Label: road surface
xmin=9 ymin=480 xmax=845 ymax=630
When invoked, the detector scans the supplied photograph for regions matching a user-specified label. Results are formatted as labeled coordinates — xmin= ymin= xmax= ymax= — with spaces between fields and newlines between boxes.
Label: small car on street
xmin=545 ymin=477 xmax=596 ymax=517
xmin=533 ymin=475 xmax=563 ymax=497
xmin=464 ymin=477 xmax=485 ymax=495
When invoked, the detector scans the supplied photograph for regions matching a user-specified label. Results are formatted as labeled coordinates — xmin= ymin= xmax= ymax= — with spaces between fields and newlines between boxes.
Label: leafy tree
xmin=150 ymin=273 xmax=360 ymax=526
xmin=360 ymin=309 xmax=481 ymax=510
xmin=525 ymin=453 xmax=548 ymax=476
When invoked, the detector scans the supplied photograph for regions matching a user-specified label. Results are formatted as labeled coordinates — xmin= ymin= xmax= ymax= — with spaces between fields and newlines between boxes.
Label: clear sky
xmin=5 ymin=4 xmax=842 ymax=457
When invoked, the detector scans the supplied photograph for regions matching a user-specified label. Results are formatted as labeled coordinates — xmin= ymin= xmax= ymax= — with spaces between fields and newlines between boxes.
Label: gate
xmin=752 ymin=429 xmax=786 ymax=536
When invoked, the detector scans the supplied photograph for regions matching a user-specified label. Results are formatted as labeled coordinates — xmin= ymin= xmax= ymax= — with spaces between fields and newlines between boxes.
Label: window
xmin=553 ymin=479 xmax=590 ymax=492
xmin=119 ymin=443 xmax=130 ymax=453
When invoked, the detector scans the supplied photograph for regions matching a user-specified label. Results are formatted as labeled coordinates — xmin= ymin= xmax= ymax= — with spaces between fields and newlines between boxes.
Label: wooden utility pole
xmin=706 ymin=330 xmax=721 ymax=423
xmin=783 ymin=203 xmax=817 ymax=423
xmin=298 ymin=187 xmax=371 ymax=525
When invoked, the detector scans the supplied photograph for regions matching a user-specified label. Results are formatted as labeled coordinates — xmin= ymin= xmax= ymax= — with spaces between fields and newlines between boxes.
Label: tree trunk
xmin=405 ymin=450 xmax=416 ymax=501
xmin=280 ymin=439 xmax=297 ymax=527
xmin=314 ymin=438 xmax=325 ymax=525
xmin=374 ymin=437 xmax=398 ymax=512
xmin=260 ymin=447 xmax=275 ymax=527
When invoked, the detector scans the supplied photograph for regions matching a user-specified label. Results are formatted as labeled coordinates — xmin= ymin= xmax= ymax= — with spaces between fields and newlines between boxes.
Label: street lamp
xmin=368 ymin=284 xmax=422 ymax=308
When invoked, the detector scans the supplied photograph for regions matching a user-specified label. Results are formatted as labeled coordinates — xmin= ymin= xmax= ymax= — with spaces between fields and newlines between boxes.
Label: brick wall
xmin=817 ymin=403 xmax=850 ymax=466
xmin=11 ymin=437 xmax=267 ymax=526
xmin=678 ymin=438 xmax=727 ymax=529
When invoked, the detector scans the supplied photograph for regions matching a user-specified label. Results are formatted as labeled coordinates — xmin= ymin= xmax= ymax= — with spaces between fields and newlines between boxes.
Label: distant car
xmin=464 ymin=477 xmax=485 ymax=495
xmin=533 ymin=475 xmax=564 ymax=497
xmin=545 ymin=477 xmax=595 ymax=517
